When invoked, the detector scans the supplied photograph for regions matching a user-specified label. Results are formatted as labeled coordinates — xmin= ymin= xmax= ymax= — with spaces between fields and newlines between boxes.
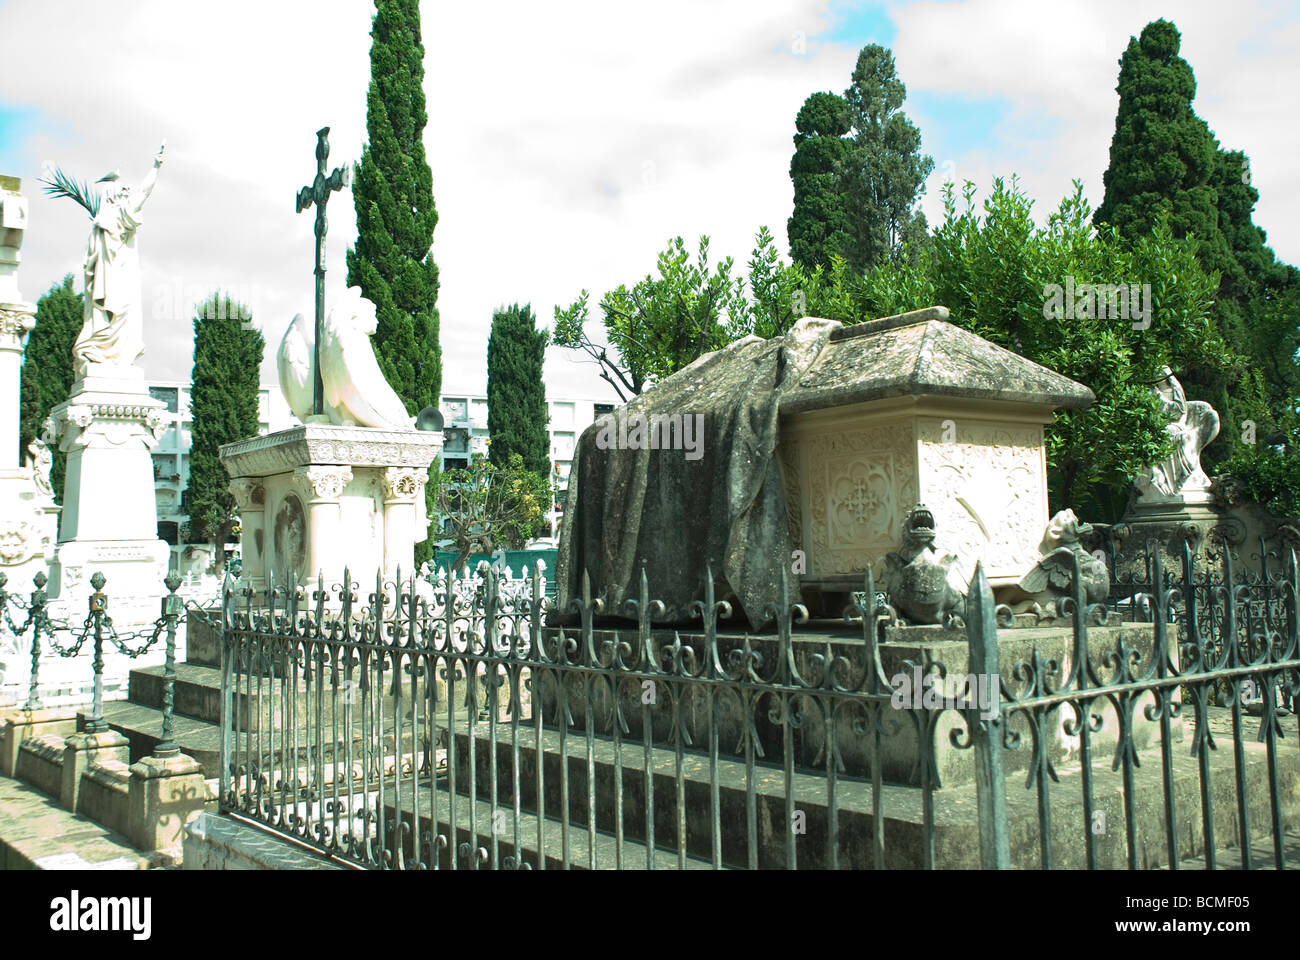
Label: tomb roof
xmin=778 ymin=305 xmax=1094 ymax=414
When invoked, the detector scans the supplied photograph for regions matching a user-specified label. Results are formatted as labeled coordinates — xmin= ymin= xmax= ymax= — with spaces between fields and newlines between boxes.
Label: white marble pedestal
xmin=43 ymin=367 xmax=171 ymax=618
xmin=219 ymin=423 xmax=442 ymax=594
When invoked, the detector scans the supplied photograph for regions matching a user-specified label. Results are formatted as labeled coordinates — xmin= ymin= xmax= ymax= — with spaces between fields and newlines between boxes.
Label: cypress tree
xmin=1094 ymin=18 xmax=1299 ymax=466
xmin=18 ymin=275 xmax=81 ymax=502
xmin=1093 ymin=21 xmax=1223 ymax=253
xmin=787 ymin=92 xmax=855 ymax=270
xmin=185 ymin=293 xmax=264 ymax=556
xmin=487 ymin=304 xmax=549 ymax=477
xmin=347 ymin=0 xmax=441 ymax=564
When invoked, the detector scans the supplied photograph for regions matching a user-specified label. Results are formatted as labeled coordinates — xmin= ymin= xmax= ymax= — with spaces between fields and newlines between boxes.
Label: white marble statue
xmin=43 ymin=142 xmax=165 ymax=375
xmin=25 ymin=438 xmax=53 ymax=500
xmin=277 ymin=285 xmax=413 ymax=430
xmin=277 ymin=311 xmax=315 ymax=423
xmin=1135 ymin=367 xmax=1219 ymax=502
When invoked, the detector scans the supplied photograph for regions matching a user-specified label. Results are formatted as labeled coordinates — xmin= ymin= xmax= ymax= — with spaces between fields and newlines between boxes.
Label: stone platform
xmin=538 ymin=618 xmax=1177 ymax=788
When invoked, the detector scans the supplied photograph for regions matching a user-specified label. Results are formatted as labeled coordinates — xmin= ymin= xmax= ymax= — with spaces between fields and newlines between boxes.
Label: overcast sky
xmin=1 ymin=0 xmax=1296 ymax=404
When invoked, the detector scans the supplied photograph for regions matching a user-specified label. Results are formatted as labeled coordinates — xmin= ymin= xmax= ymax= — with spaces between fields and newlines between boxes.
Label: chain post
xmin=25 ymin=572 xmax=49 ymax=711
xmin=84 ymin=571 xmax=109 ymax=734
xmin=155 ymin=572 xmax=184 ymax=757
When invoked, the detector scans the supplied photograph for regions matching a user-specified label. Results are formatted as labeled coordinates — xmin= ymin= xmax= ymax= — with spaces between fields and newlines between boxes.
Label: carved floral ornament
xmin=41 ymin=402 xmax=167 ymax=449
xmin=0 ymin=303 xmax=36 ymax=346
xmin=294 ymin=465 xmax=352 ymax=502
xmin=381 ymin=467 xmax=426 ymax=501
xmin=0 ymin=520 xmax=43 ymax=565
xmin=227 ymin=478 xmax=266 ymax=511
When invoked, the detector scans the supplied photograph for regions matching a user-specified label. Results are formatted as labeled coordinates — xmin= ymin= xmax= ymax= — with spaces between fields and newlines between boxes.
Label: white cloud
xmin=1 ymin=0 xmax=1295 ymax=410
xmin=893 ymin=0 xmax=1300 ymax=262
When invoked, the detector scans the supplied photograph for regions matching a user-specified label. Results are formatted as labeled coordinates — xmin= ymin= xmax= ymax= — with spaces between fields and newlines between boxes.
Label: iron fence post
xmin=84 ymin=572 xmax=109 ymax=734
xmin=26 ymin=573 xmax=48 ymax=711
xmin=219 ymin=570 xmax=236 ymax=809
xmin=967 ymin=561 xmax=1009 ymax=869
xmin=155 ymin=572 xmax=183 ymax=757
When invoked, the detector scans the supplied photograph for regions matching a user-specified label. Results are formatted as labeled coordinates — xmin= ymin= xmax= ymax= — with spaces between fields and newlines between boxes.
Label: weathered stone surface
xmin=182 ymin=811 xmax=345 ymax=869
xmin=0 ymin=711 xmax=77 ymax=777
xmin=128 ymin=753 xmax=212 ymax=852
xmin=557 ymin=306 xmax=1093 ymax=628
xmin=782 ymin=306 xmax=1094 ymax=414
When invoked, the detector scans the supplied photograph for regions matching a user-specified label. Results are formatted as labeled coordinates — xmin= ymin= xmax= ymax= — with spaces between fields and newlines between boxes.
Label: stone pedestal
xmin=128 ymin=752 xmax=211 ymax=852
xmin=0 ymin=708 xmax=78 ymax=777
xmin=61 ymin=728 xmax=129 ymax=811
xmin=0 ymin=175 xmax=60 ymax=618
xmin=220 ymin=423 xmax=442 ymax=593
xmin=43 ymin=372 xmax=171 ymax=616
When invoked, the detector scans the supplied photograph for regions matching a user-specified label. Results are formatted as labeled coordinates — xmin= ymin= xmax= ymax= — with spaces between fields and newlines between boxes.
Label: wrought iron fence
xmin=216 ymin=540 xmax=1300 ymax=870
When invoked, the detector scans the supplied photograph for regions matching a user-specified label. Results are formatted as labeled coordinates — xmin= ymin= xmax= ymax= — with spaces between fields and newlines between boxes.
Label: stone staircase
xmin=431 ymin=702 xmax=1300 ymax=870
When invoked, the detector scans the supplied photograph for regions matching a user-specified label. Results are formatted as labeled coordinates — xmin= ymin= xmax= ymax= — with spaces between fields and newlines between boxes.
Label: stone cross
xmin=295 ymin=127 xmax=350 ymax=417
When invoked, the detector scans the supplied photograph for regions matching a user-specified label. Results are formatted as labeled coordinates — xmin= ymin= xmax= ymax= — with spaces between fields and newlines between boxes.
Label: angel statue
xmin=1134 ymin=366 xmax=1219 ymax=502
xmin=41 ymin=141 xmax=166 ymax=376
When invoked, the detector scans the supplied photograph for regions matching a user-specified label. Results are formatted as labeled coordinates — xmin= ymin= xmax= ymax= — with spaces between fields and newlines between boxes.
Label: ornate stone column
xmin=228 ymin=478 xmax=267 ymax=591
xmin=1 ymin=176 xmax=36 ymax=470
xmin=381 ymin=467 xmax=426 ymax=579
xmin=293 ymin=466 xmax=352 ymax=583
xmin=0 ymin=304 xmax=35 ymax=469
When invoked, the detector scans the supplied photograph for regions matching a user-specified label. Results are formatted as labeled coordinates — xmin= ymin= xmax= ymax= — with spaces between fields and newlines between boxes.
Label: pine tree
xmin=840 ymin=44 xmax=933 ymax=270
xmin=18 ymin=275 xmax=82 ymax=502
xmin=347 ymin=0 xmax=441 ymax=564
xmin=184 ymin=293 xmax=263 ymax=558
xmin=787 ymin=92 xmax=855 ymax=270
xmin=487 ymin=304 xmax=549 ymax=477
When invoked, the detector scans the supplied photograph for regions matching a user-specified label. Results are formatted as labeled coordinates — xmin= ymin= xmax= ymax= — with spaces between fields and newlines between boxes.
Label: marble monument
xmin=0 ymin=175 xmax=59 ymax=595
xmin=40 ymin=147 xmax=171 ymax=613
xmin=221 ymin=289 xmax=441 ymax=593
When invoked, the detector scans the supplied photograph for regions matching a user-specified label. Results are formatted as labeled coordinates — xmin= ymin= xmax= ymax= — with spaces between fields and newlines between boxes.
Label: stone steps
xmin=442 ymin=707 xmax=1300 ymax=869
xmin=87 ymin=701 xmax=224 ymax=772
xmin=0 ymin=774 xmax=167 ymax=870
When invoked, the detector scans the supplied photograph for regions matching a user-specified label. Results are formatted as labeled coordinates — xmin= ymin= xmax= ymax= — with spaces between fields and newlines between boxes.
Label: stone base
xmin=0 ymin=709 xmax=77 ymax=777
xmin=128 ymin=753 xmax=212 ymax=852
xmin=876 ymin=621 xmax=1183 ymax=787
xmin=47 ymin=537 xmax=170 ymax=614
xmin=220 ymin=423 xmax=442 ymax=592
xmin=540 ymin=620 xmax=1181 ymax=790
xmin=0 ymin=465 xmax=59 ymax=594
xmin=61 ymin=729 xmax=129 ymax=811
xmin=183 ymin=811 xmax=347 ymax=869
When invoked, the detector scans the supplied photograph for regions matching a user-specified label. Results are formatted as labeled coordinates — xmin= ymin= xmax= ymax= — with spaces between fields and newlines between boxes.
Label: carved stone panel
xmin=797 ymin=420 xmax=918 ymax=578
xmin=916 ymin=418 xmax=1046 ymax=583
xmin=273 ymin=494 xmax=307 ymax=587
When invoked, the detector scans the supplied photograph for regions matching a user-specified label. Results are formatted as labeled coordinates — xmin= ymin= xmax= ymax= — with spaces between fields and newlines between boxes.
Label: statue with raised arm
xmin=41 ymin=141 xmax=165 ymax=375
xmin=1135 ymin=366 xmax=1219 ymax=502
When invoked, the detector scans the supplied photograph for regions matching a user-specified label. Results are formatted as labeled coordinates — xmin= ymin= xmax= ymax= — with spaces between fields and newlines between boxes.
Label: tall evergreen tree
xmin=787 ymin=92 xmax=855 ymax=270
xmin=487 ymin=304 xmax=549 ymax=477
xmin=840 ymin=44 xmax=933 ymax=270
xmin=1094 ymin=18 xmax=1300 ymax=468
xmin=347 ymin=0 xmax=441 ymax=564
xmin=184 ymin=293 xmax=263 ymax=559
xmin=18 ymin=275 xmax=81 ymax=502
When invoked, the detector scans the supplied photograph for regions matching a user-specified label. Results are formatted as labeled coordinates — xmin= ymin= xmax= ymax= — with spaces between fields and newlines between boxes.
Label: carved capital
xmin=228 ymin=478 xmax=266 ymax=512
xmin=294 ymin=465 xmax=352 ymax=502
xmin=0 ymin=302 xmax=35 ymax=350
xmin=381 ymin=467 xmax=426 ymax=502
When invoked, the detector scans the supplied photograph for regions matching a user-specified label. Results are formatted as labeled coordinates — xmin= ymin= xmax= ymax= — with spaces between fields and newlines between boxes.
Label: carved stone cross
xmin=296 ymin=126 xmax=350 ymax=417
